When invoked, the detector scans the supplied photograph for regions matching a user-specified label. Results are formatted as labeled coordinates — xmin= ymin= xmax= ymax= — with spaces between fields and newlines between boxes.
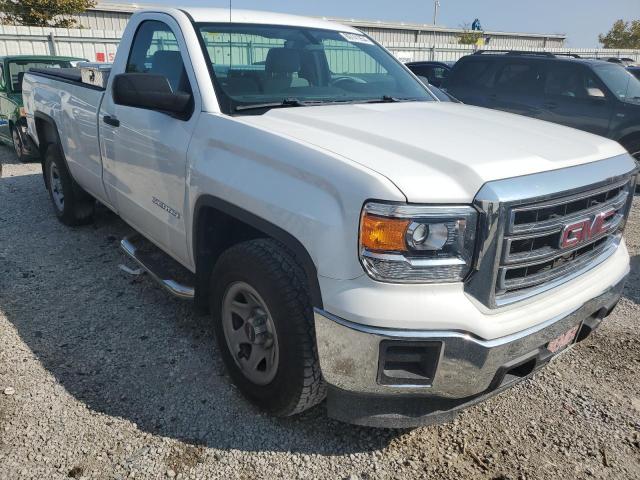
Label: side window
xmin=447 ymin=60 xmax=495 ymax=89
xmin=126 ymin=20 xmax=191 ymax=95
xmin=544 ymin=63 xmax=597 ymax=100
xmin=0 ymin=64 xmax=5 ymax=90
xmin=495 ymin=61 xmax=544 ymax=94
xmin=410 ymin=66 xmax=429 ymax=78
xmin=430 ymin=67 xmax=447 ymax=82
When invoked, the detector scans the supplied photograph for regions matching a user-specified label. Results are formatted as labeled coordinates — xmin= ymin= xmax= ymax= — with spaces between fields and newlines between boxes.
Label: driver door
xmin=540 ymin=62 xmax=614 ymax=136
xmin=100 ymin=17 xmax=200 ymax=266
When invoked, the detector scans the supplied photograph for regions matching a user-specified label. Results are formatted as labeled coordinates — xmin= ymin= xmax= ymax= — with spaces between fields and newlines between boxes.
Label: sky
xmin=123 ymin=0 xmax=639 ymax=47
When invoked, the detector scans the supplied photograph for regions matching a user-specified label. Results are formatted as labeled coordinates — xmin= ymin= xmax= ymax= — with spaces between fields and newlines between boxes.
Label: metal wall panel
xmin=0 ymin=22 xmax=637 ymax=66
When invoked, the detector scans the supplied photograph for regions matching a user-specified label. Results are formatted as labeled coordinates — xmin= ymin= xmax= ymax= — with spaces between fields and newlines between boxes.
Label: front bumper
xmin=314 ymin=276 xmax=626 ymax=428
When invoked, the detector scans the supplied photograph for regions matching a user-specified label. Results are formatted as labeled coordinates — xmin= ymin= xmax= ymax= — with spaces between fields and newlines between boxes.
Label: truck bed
xmin=23 ymin=67 xmax=110 ymax=205
xmin=28 ymin=65 xmax=110 ymax=91
xmin=29 ymin=67 xmax=83 ymax=83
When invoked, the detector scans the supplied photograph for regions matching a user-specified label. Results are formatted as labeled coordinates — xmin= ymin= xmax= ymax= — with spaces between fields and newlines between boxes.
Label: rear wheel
xmin=210 ymin=239 xmax=326 ymax=416
xmin=11 ymin=125 xmax=27 ymax=162
xmin=44 ymin=145 xmax=95 ymax=226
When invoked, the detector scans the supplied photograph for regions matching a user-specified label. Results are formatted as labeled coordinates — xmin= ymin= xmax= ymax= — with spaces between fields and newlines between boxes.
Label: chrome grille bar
xmin=498 ymin=235 xmax=619 ymax=291
xmin=508 ymin=180 xmax=629 ymax=235
xmin=496 ymin=178 xmax=633 ymax=301
xmin=466 ymin=153 xmax=638 ymax=309
xmin=502 ymin=212 xmax=625 ymax=265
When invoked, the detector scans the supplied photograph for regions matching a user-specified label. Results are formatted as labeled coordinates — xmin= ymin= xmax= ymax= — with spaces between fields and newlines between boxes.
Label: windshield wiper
xmin=354 ymin=96 xmax=420 ymax=104
xmin=235 ymin=96 xmax=421 ymax=112
xmin=235 ymin=98 xmax=309 ymax=112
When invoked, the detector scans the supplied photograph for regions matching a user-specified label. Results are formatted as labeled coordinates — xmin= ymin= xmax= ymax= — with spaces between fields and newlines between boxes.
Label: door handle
xmin=544 ymin=102 xmax=558 ymax=110
xmin=103 ymin=115 xmax=120 ymax=127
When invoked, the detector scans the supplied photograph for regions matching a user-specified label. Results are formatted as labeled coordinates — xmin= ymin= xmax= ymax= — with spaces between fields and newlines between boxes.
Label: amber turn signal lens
xmin=360 ymin=214 xmax=410 ymax=252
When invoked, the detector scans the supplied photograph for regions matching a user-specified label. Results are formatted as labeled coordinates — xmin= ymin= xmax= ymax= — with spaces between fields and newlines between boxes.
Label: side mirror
xmin=112 ymin=73 xmax=193 ymax=118
xmin=587 ymin=87 xmax=607 ymax=99
xmin=417 ymin=75 xmax=430 ymax=86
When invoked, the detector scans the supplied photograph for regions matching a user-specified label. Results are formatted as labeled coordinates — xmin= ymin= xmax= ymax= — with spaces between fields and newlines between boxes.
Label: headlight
xmin=359 ymin=202 xmax=478 ymax=283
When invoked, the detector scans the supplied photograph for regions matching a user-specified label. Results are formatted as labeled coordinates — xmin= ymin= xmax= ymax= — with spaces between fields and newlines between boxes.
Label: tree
xmin=0 ymin=0 xmax=96 ymax=28
xmin=598 ymin=19 xmax=640 ymax=49
xmin=458 ymin=23 xmax=483 ymax=46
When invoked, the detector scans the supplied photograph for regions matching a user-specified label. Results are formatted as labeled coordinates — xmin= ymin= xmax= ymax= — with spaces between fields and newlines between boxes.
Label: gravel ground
xmin=0 ymin=147 xmax=639 ymax=480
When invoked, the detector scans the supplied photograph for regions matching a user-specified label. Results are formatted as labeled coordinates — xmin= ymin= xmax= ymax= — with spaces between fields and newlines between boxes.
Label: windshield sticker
xmin=340 ymin=32 xmax=374 ymax=45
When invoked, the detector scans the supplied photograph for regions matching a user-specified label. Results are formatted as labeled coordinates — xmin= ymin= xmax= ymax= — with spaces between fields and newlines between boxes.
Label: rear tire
xmin=11 ymin=125 xmax=28 ymax=163
xmin=44 ymin=144 xmax=95 ymax=226
xmin=210 ymin=239 xmax=326 ymax=417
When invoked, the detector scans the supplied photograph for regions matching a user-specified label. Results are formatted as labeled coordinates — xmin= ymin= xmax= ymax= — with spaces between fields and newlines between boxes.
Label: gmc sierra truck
xmin=22 ymin=8 xmax=637 ymax=428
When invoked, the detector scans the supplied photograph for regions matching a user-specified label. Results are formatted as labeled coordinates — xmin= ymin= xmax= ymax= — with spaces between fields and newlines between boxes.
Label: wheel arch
xmin=192 ymin=195 xmax=323 ymax=312
xmin=618 ymin=130 xmax=640 ymax=155
xmin=33 ymin=112 xmax=64 ymax=186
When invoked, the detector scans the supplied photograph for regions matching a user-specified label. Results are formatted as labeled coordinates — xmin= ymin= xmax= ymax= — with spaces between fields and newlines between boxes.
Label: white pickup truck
xmin=22 ymin=7 xmax=637 ymax=428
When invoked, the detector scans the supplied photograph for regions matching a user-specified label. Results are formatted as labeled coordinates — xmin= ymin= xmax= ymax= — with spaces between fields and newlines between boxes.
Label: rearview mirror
xmin=112 ymin=73 xmax=193 ymax=118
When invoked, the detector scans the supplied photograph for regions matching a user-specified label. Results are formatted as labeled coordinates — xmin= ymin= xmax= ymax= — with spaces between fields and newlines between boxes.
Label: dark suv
xmin=443 ymin=51 xmax=640 ymax=164
xmin=405 ymin=61 xmax=453 ymax=87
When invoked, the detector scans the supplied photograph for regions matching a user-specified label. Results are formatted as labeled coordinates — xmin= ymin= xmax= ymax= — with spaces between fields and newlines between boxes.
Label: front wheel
xmin=621 ymin=138 xmax=640 ymax=193
xmin=44 ymin=145 xmax=95 ymax=226
xmin=210 ymin=239 xmax=326 ymax=416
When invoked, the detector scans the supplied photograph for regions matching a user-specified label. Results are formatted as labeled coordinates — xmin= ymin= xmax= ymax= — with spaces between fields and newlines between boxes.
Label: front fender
xmin=185 ymin=113 xmax=406 ymax=281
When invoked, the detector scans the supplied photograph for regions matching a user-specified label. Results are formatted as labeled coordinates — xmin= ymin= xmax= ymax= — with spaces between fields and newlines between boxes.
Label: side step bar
xmin=120 ymin=235 xmax=195 ymax=300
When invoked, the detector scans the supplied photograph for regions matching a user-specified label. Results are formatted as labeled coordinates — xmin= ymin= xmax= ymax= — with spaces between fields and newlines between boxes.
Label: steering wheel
xmin=330 ymin=76 xmax=367 ymax=87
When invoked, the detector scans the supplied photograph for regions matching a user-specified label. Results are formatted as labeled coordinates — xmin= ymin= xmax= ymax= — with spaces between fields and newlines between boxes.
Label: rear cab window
xmin=8 ymin=59 xmax=72 ymax=92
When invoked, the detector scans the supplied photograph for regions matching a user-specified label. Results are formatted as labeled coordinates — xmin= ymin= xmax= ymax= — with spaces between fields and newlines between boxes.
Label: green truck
xmin=0 ymin=55 xmax=85 ymax=161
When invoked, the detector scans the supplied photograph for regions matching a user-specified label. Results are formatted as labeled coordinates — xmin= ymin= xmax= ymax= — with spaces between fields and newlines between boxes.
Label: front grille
xmin=495 ymin=178 xmax=633 ymax=304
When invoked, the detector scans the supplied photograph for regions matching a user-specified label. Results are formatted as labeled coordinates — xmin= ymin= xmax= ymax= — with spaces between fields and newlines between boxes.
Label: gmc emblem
xmin=559 ymin=208 xmax=617 ymax=249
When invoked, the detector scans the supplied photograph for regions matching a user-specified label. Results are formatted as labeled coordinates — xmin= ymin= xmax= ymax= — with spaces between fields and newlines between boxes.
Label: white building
xmin=72 ymin=2 xmax=567 ymax=49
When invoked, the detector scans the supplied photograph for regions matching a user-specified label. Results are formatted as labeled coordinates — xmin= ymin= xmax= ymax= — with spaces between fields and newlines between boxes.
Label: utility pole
xmin=433 ymin=0 xmax=440 ymax=25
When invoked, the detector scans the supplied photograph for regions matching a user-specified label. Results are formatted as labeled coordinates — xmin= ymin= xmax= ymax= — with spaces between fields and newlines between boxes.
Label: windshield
xmin=593 ymin=63 xmax=640 ymax=105
xmin=196 ymin=23 xmax=433 ymax=114
xmin=9 ymin=60 xmax=73 ymax=92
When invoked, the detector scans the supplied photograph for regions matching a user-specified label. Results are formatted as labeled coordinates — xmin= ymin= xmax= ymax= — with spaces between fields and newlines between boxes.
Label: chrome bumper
xmin=314 ymin=277 xmax=626 ymax=399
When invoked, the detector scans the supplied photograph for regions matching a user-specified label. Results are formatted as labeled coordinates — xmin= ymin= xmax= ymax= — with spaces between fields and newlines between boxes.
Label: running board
xmin=120 ymin=235 xmax=195 ymax=300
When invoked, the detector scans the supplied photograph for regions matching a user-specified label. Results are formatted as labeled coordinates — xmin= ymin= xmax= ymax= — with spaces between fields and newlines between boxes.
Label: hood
xmin=239 ymin=102 xmax=626 ymax=203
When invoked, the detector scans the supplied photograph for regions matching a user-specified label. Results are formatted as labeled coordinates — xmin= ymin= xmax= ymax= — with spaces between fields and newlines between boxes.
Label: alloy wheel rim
xmin=49 ymin=162 xmax=64 ymax=211
xmin=221 ymin=281 xmax=279 ymax=385
xmin=12 ymin=129 xmax=22 ymax=157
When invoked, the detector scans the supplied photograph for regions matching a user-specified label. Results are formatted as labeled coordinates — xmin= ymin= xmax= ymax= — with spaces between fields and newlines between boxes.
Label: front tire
xmin=210 ymin=239 xmax=326 ymax=417
xmin=44 ymin=145 xmax=95 ymax=226
xmin=621 ymin=138 xmax=640 ymax=193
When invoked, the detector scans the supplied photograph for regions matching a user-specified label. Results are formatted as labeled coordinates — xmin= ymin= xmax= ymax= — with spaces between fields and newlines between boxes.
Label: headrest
xmin=152 ymin=50 xmax=182 ymax=68
xmin=266 ymin=48 xmax=301 ymax=75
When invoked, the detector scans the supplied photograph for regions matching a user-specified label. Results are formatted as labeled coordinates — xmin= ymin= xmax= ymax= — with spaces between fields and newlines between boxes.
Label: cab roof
xmin=177 ymin=7 xmax=360 ymax=34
